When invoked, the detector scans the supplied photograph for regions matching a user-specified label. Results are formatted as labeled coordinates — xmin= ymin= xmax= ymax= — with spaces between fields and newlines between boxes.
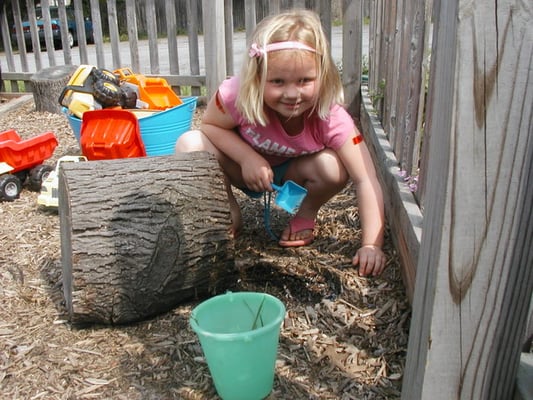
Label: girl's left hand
xmin=352 ymin=245 xmax=387 ymax=277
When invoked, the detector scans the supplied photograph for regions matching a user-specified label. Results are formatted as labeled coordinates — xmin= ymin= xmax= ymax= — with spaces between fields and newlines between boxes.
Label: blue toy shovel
xmin=264 ymin=180 xmax=307 ymax=240
xmin=271 ymin=181 xmax=307 ymax=214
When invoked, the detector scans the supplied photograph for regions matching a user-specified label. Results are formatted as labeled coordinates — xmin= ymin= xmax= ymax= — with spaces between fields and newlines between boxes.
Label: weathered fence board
xmin=90 ymin=0 xmax=106 ymax=68
xmin=73 ymin=0 xmax=88 ymax=64
xmin=402 ymin=0 xmax=533 ymax=399
xmin=367 ymin=0 xmax=433 ymax=207
xmin=202 ymin=0 xmax=226 ymax=98
xmin=341 ymin=0 xmax=363 ymax=118
xmin=361 ymin=87 xmax=423 ymax=302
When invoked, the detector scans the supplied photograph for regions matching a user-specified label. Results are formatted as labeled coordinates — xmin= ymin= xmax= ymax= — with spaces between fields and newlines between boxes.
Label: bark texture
xmin=31 ymin=65 xmax=78 ymax=114
xmin=58 ymin=152 xmax=236 ymax=324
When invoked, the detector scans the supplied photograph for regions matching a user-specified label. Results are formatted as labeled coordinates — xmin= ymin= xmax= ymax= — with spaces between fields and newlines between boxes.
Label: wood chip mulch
xmin=0 ymin=100 xmax=410 ymax=399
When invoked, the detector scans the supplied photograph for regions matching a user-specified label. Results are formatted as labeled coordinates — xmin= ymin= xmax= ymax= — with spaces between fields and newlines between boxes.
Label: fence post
xmin=40 ymin=0 xmax=57 ymax=66
xmin=145 ymin=0 xmax=160 ymax=74
xmin=244 ymin=0 xmax=256 ymax=40
xmin=202 ymin=0 xmax=226 ymax=99
xmin=342 ymin=0 xmax=362 ymax=119
xmin=107 ymin=0 xmax=121 ymax=69
xmin=1 ymin=3 xmax=18 ymax=71
xmin=73 ymin=0 xmax=88 ymax=64
xmin=166 ymin=0 xmax=179 ymax=76
xmin=124 ymin=0 xmax=140 ymax=72
xmin=224 ymin=0 xmax=234 ymax=76
xmin=58 ymin=0 xmax=73 ymax=65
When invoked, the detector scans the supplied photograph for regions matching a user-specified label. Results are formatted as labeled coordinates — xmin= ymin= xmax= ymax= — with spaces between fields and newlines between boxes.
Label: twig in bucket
xmin=245 ymin=296 xmax=266 ymax=330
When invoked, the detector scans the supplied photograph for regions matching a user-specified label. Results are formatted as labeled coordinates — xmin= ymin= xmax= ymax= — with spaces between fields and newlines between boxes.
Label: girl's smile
xmin=263 ymin=50 xmax=319 ymax=126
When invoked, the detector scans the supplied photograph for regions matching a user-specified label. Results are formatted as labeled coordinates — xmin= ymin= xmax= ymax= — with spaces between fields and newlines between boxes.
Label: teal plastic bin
xmin=64 ymin=96 xmax=197 ymax=157
xmin=137 ymin=96 xmax=197 ymax=156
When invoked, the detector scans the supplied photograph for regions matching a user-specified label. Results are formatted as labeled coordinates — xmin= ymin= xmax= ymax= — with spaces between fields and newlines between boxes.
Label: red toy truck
xmin=0 ymin=129 xmax=58 ymax=201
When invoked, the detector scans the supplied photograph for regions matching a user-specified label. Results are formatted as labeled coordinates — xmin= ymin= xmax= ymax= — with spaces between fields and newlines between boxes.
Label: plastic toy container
xmin=190 ymin=292 xmax=285 ymax=400
xmin=114 ymin=68 xmax=183 ymax=110
xmin=136 ymin=96 xmax=197 ymax=156
xmin=80 ymin=109 xmax=146 ymax=160
xmin=64 ymin=107 xmax=82 ymax=142
xmin=64 ymin=96 xmax=197 ymax=157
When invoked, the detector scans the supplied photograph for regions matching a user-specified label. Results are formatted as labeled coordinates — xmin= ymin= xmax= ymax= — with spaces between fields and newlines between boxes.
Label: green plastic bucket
xmin=190 ymin=292 xmax=286 ymax=400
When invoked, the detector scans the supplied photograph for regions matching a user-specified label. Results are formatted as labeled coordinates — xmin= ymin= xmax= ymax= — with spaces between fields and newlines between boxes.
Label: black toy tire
xmin=120 ymin=85 xmax=138 ymax=108
xmin=0 ymin=174 xmax=22 ymax=201
xmin=14 ymin=170 xmax=28 ymax=185
xmin=93 ymin=80 xmax=122 ymax=107
xmin=29 ymin=164 xmax=53 ymax=191
xmin=92 ymin=68 xmax=120 ymax=85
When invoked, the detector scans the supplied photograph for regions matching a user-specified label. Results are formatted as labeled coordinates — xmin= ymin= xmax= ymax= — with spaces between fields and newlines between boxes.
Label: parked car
xmin=11 ymin=6 xmax=94 ymax=51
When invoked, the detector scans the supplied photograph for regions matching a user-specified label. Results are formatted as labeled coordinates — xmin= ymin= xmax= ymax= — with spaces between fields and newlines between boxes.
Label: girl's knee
xmin=288 ymin=150 xmax=348 ymax=191
xmin=313 ymin=150 xmax=349 ymax=186
xmin=175 ymin=130 xmax=206 ymax=152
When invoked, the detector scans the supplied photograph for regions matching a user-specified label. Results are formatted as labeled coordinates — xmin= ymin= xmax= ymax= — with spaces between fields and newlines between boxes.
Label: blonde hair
xmin=237 ymin=9 xmax=344 ymax=126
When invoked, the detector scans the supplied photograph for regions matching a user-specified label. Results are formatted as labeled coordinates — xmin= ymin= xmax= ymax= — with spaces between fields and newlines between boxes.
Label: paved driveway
xmin=2 ymin=25 xmax=368 ymax=75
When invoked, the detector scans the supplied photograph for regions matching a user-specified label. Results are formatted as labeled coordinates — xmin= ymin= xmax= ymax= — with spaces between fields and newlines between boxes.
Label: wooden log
xmin=58 ymin=152 xmax=236 ymax=325
xmin=31 ymin=65 xmax=78 ymax=114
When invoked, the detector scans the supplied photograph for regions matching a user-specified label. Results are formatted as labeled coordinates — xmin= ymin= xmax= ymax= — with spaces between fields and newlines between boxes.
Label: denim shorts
xmin=239 ymin=160 xmax=291 ymax=199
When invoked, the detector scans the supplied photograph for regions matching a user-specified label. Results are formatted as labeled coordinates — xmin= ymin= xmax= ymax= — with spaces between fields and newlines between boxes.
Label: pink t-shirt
xmin=218 ymin=76 xmax=356 ymax=166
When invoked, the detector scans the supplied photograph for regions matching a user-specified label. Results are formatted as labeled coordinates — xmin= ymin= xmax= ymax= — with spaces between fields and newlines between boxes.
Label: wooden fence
xmin=358 ymin=0 xmax=432 ymax=302
xmin=0 ymin=0 xmax=345 ymax=100
xmin=366 ymin=0 xmax=433 ymax=207
xmin=1 ymin=0 xmax=531 ymax=399
xmin=363 ymin=1 xmax=531 ymax=399
xmin=363 ymin=2 xmax=531 ymax=399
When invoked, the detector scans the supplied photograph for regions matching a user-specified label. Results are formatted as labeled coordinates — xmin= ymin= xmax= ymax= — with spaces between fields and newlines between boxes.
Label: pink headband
xmin=249 ymin=41 xmax=316 ymax=58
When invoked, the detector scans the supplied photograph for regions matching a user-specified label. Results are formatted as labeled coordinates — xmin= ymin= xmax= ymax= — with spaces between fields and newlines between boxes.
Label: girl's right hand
xmin=240 ymin=153 xmax=274 ymax=193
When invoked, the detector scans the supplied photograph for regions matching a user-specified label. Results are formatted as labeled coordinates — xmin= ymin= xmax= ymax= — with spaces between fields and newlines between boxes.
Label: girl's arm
xmin=200 ymin=91 xmax=254 ymax=164
xmin=337 ymin=132 xmax=387 ymax=276
xmin=201 ymin=92 xmax=274 ymax=192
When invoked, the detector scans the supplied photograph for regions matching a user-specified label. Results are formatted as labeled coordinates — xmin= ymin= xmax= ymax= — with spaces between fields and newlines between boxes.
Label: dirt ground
xmin=0 ymin=98 xmax=410 ymax=399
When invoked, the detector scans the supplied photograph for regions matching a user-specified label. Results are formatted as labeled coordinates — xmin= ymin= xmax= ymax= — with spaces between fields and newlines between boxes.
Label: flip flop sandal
xmin=278 ymin=216 xmax=315 ymax=247
xmin=262 ymin=191 xmax=313 ymax=246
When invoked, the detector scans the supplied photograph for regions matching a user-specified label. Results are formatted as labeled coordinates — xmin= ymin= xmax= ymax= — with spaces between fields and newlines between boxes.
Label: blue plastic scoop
xmin=271 ymin=180 xmax=307 ymax=214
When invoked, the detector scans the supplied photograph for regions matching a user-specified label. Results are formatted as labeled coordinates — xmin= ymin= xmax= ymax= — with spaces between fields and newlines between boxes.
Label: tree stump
xmin=31 ymin=65 xmax=78 ymax=114
xmin=59 ymin=152 xmax=236 ymax=325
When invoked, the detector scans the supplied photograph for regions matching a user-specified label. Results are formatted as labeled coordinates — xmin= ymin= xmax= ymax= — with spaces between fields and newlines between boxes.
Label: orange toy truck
xmin=113 ymin=67 xmax=182 ymax=110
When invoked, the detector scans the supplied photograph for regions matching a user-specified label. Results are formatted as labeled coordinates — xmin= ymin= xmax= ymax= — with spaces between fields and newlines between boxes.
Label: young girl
xmin=176 ymin=10 xmax=387 ymax=276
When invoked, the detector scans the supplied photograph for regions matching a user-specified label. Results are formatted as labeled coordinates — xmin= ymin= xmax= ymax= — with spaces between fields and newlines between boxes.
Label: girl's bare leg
xmin=224 ymin=176 xmax=243 ymax=238
xmin=281 ymin=150 xmax=348 ymax=242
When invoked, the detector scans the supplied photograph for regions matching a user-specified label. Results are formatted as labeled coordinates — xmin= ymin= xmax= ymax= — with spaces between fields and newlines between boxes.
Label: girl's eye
xmin=270 ymin=79 xmax=284 ymax=85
